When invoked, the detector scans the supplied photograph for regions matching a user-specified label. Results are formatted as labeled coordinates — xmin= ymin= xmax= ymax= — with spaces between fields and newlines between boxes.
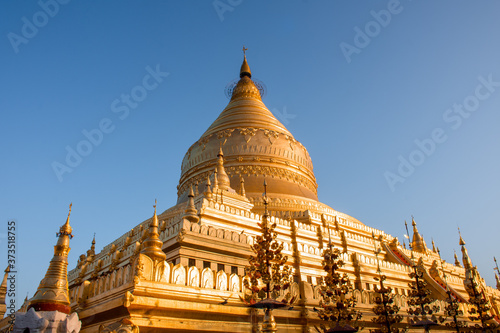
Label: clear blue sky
xmin=1 ymin=1 xmax=500 ymax=307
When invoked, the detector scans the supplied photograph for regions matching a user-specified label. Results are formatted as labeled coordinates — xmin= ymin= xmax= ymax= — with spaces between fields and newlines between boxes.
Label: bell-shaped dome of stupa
xmin=177 ymin=52 xmax=318 ymax=207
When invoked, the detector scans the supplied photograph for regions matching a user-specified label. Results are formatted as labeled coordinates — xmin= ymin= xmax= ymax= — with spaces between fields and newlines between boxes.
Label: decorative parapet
xmin=356 ymin=253 xmax=410 ymax=274
xmin=72 ymin=257 xmax=412 ymax=311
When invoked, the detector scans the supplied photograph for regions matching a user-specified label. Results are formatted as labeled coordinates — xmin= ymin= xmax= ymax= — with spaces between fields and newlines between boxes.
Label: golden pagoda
xmin=29 ymin=204 xmax=74 ymax=314
xmin=8 ymin=51 xmax=496 ymax=332
xmin=4 ymin=204 xmax=82 ymax=333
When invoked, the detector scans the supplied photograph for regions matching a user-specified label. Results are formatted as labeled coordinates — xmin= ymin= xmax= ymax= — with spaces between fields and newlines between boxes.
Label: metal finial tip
xmin=68 ymin=203 xmax=72 ymax=217
xmin=153 ymin=199 xmax=157 ymax=214
xmin=239 ymin=49 xmax=251 ymax=78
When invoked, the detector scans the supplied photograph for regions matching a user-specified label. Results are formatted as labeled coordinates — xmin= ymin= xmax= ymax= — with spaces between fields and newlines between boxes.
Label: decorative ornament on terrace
xmin=404 ymin=220 xmax=440 ymax=332
xmin=315 ymin=226 xmax=362 ymax=333
xmin=435 ymin=248 xmax=468 ymax=333
xmin=459 ymin=232 xmax=498 ymax=332
xmin=242 ymin=180 xmax=294 ymax=332
xmin=370 ymin=232 xmax=407 ymax=333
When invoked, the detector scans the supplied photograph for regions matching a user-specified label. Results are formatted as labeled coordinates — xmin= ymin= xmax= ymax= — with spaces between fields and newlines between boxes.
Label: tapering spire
xmin=240 ymin=46 xmax=251 ymax=78
xmin=60 ymin=203 xmax=73 ymax=236
xmin=216 ymin=146 xmax=231 ymax=191
xmin=431 ymin=239 xmax=437 ymax=252
xmin=454 ymin=250 xmax=462 ymax=267
xmin=239 ymin=175 xmax=246 ymax=197
xmin=141 ymin=200 xmax=167 ymax=262
xmin=20 ymin=295 xmax=29 ymax=312
xmin=459 ymin=231 xmax=466 ymax=246
xmin=28 ymin=203 xmax=74 ymax=314
xmin=204 ymin=174 xmax=212 ymax=199
xmin=87 ymin=233 xmax=96 ymax=257
xmin=495 ymin=257 xmax=500 ymax=291
xmin=410 ymin=217 xmax=427 ymax=253
xmin=184 ymin=185 xmax=199 ymax=223
xmin=194 ymin=180 xmax=199 ymax=196
xmin=230 ymin=49 xmax=262 ymax=101
xmin=213 ymin=168 xmax=219 ymax=191
xmin=458 ymin=229 xmax=472 ymax=270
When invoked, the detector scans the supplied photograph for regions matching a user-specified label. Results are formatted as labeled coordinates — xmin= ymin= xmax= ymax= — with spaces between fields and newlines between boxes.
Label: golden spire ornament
xmin=184 ymin=185 xmax=199 ymax=223
xmin=458 ymin=228 xmax=472 ymax=270
xmin=227 ymin=48 xmax=264 ymax=101
xmin=28 ymin=203 xmax=74 ymax=314
xmin=216 ymin=146 xmax=231 ymax=191
xmin=410 ymin=217 xmax=427 ymax=253
xmin=204 ymin=174 xmax=212 ymax=200
xmin=141 ymin=200 xmax=167 ymax=262
xmin=87 ymin=233 xmax=96 ymax=257
xmin=453 ymin=250 xmax=462 ymax=267
xmin=239 ymin=175 xmax=246 ymax=197
xmin=240 ymin=46 xmax=251 ymax=78
xmin=213 ymin=168 xmax=219 ymax=191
